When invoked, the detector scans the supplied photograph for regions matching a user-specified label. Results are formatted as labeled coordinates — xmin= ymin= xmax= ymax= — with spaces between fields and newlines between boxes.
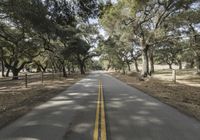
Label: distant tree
xmin=62 ymin=37 xmax=96 ymax=74
xmin=167 ymin=6 xmax=200 ymax=73
xmin=155 ymin=41 xmax=183 ymax=69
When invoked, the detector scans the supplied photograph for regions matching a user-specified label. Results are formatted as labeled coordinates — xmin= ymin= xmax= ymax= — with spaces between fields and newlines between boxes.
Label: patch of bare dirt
xmin=110 ymin=72 xmax=200 ymax=121
xmin=0 ymin=73 xmax=86 ymax=129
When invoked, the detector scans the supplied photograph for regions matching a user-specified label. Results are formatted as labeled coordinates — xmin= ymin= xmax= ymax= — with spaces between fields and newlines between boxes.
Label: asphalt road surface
xmin=0 ymin=71 xmax=200 ymax=140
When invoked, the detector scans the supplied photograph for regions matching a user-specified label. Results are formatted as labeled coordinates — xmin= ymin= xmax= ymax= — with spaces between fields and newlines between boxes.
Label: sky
xmin=88 ymin=18 xmax=108 ymax=39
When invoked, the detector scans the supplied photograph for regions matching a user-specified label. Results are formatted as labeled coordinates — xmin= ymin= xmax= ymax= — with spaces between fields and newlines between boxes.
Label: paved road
xmin=0 ymin=72 xmax=200 ymax=140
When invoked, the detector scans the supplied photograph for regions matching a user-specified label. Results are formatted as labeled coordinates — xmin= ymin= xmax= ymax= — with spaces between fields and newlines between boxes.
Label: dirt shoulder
xmin=110 ymin=72 xmax=200 ymax=121
xmin=0 ymin=73 xmax=86 ymax=129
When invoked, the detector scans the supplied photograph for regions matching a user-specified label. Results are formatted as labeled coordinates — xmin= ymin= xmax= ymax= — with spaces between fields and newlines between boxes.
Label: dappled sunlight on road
xmin=144 ymin=101 xmax=159 ymax=106
xmin=1 ymin=72 xmax=200 ymax=140
xmin=102 ymin=73 xmax=200 ymax=140
xmin=108 ymin=101 xmax=124 ymax=108
xmin=0 ymin=74 xmax=99 ymax=140
xmin=73 ymin=123 xmax=92 ymax=133
xmin=36 ymin=100 xmax=74 ymax=110
xmin=130 ymin=115 xmax=163 ymax=126
xmin=14 ymin=138 xmax=40 ymax=140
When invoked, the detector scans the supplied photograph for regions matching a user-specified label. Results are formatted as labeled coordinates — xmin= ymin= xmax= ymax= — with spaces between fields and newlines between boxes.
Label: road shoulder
xmin=109 ymin=72 xmax=200 ymax=121
xmin=0 ymin=74 xmax=86 ymax=129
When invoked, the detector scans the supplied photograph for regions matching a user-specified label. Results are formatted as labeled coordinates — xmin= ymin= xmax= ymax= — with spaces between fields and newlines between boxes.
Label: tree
xmin=33 ymin=53 xmax=50 ymax=72
xmin=0 ymin=0 xmax=101 ymax=79
xmin=0 ymin=22 xmax=44 ymax=79
xmin=100 ymin=0 xmax=199 ymax=77
xmin=62 ymin=37 xmax=96 ymax=74
xmin=0 ymin=42 xmax=5 ymax=77
xmin=166 ymin=4 xmax=200 ymax=73
xmin=155 ymin=41 xmax=182 ymax=69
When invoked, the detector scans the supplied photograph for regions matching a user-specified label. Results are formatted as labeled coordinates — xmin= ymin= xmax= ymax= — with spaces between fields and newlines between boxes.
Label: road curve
xmin=0 ymin=71 xmax=200 ymax=140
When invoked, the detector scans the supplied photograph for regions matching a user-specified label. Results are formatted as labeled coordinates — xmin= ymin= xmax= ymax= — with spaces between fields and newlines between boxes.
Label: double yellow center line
xmin=93 ymin=80 xmax=107 ymax=140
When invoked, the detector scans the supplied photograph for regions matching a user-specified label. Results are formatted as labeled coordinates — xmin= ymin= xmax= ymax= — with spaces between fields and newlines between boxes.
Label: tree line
xmin=99 ymin=0 xmax=200 ymax=77
xmin=0 ymin=0 xmax=101 ymax=79
xmin=1 ymin=0 xmax=200 ymax=79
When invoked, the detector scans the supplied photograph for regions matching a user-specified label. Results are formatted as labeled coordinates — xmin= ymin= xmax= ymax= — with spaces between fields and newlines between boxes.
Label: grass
xmin=153 ymin=69 xmax=200 ymax=87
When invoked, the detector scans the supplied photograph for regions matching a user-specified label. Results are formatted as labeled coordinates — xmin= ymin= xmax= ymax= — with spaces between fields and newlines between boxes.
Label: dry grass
xmin=110 ymin=70 xmax=200 ymax=121
xmin=0 ymin=73 xmax=86 ymax=129
xmin=153 ymin=69 xmax=200 ymax=87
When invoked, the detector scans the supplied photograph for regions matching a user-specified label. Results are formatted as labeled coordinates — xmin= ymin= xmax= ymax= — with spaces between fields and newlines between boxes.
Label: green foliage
xmin=155 ymin=41 xmax=183 ymax=65
xmin=99 ymin=0 xmax=200 ymax=75
xmin=0 ymin=0 xmax=101 ymax=78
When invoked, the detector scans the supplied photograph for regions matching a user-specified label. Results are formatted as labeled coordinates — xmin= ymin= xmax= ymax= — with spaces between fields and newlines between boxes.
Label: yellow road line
xmin=93 ymin=80 xmax=107 ymax=140
xmin=100 ymin=81 xmax=107 ymax=140
xmin=93 ymin=81 xmax=101 ymax=140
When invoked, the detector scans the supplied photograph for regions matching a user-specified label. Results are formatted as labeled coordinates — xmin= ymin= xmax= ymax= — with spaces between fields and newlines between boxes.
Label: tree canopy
xmin=0 ymin=0 xmax=200 ymax=79
xmin=0 ymin=0 xmax=102 ymax=79
xmin=99 ymin=0 xmax=200 ymax=77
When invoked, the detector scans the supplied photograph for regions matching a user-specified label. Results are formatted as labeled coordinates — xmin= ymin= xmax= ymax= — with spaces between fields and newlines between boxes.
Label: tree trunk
xmin=190 ymin=60 xmax=194 ymax=68
xmin=12 ymin=69 xmax=20 ymax=80
xmin=185 ymin=60 xmax=194 ymax=69
xmin=67 ymin=66 xmax=71 ymax=75
xmin=83 ymin=64 xmax=86 ymax=73
xmin=77 ymin=55 xmax=85 ymax=75
xmin=127 ymin=62 xmax=131 ymax=72
xmin=41 ymin=67 xmax=47 ymax=72
xmin=6 ymin=68 xmax=10 ymax=77
xmin=122 ymin=67 xmax=125 ymax=75
xmin=178 ymin=60 xmax=182 ymax=70
xmin=80 ymin=64 xmax=85 ymax=74
xmin=149 ymin=49 xmax=154 ymax=75
xmin=62 ymin=66 xmax=67 ymax=77
xmin=134 ymin=59 xmax=139 ymax=72
xmin=107 ymin=64 xmax=111 ymax=71
xmin=36 ymin=66 xmax=41 ymax=72
xmin=51 ymin=62 xmax=56 ymax=73
xmin=1 ymin=60 xmax=5 ymax=77
xmin=0 ymin=48 xmax=5 ymax=77
xmin=196 ymin=56 xmax=200 ymax=73
xmin=168 ymin=64 xmax=172 ymax=69
xmin=141 ymin=46 xmax=149 ymax=77
xmin=72 ymin=65 xmax=75 ymax=73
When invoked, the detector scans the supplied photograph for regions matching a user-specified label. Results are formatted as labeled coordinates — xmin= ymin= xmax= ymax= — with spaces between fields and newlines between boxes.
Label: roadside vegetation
xmin=99 ymin=0 xmax=200 ymax=77
xmin=0 ymin=0 xmax=100 ymax=79
xmin=0 ymin=0 xmax=100 ymax=129
xmin=98 ymin=1 xmax=200 ymax=120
